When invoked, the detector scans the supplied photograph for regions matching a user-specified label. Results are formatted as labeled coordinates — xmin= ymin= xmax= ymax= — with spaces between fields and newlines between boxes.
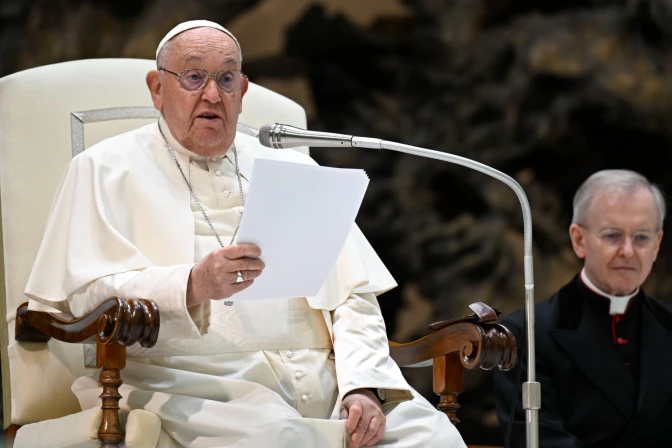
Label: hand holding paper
xmin=231 ymin=159 xmax=369 ymax=300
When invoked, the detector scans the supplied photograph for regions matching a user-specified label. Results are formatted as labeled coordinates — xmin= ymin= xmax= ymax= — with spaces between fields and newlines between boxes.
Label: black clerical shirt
xmin=577 ymin=277 xmax=642 ymax=385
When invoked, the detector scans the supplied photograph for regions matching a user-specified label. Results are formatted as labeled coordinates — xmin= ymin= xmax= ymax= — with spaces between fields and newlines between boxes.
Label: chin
xmin=608 ymin=280 xmax=640 ymax=296
xmin=195 ymin=136 xmax=227 ymax=150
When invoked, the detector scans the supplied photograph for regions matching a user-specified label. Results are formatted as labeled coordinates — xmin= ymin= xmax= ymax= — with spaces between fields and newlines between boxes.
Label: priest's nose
xmin=201 ymin=78 xmax=221 ymax=103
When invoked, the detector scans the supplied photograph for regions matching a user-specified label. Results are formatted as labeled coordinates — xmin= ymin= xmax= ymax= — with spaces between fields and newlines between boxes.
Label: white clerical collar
xmin=158 ymin=116 xmax=231 ymax=162
xmin=580 ymin=268 xmax=639 ymax=315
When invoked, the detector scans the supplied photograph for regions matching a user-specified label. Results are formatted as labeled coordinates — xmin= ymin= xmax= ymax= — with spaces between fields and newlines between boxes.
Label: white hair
xmin=572 ymin=169 xmax=667 ymax=230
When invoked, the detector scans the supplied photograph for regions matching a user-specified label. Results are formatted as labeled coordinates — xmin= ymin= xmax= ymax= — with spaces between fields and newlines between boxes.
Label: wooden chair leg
xmin=433 ymin=352 xmax=464 ymax=424
xmin=96 ymin=340 xmax=126 ymax=448
xmin=5 ymin=424 xmax=20 ymax=447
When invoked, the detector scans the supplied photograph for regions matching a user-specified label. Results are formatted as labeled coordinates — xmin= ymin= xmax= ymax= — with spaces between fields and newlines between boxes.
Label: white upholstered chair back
xmin=0 ymin=58 xmax=308 ymax=427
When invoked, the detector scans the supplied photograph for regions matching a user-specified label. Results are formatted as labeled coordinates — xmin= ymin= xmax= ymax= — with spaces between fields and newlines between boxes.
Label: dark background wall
xmin=3 ymin=0 xmax=672 ymax=445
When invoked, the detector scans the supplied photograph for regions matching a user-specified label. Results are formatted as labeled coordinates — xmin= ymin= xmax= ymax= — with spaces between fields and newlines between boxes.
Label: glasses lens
xmin=216 ymin=70 xmax=240 ymax=92
xmin=599 ymin=230 xmax=655 ymax=248
xmin=600 ymin=232 xmax=624 ymax=247
xmin=180 ymin=69 xmax=207 ymax=91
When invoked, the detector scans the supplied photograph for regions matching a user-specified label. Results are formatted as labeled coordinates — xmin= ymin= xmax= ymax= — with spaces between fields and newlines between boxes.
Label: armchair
xmin=0 ymin=58 xmax=516 ymax=447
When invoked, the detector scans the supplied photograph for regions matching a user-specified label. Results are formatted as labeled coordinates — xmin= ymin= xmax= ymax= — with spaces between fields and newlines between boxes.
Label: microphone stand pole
xmin=347 ymin=137 xmax=541 ymax=448
xmin=260 ymin=124 xmax=541 ymax=448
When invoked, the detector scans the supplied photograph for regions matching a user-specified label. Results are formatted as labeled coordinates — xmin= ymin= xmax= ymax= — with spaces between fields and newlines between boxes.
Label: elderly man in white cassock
xmin=22 ymin=20 xmax=466 ymax=448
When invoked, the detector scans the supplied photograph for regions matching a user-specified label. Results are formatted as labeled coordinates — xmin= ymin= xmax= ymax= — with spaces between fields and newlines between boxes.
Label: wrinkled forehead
xmin=587 ymin=187 xmax=658 ymax=229
xmin=169 ymin=29 xmax=241 ymax=66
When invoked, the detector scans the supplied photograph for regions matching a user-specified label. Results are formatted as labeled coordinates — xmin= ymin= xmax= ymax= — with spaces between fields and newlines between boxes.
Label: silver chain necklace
xmin=157 ymin=120 xmax=245 ymax=247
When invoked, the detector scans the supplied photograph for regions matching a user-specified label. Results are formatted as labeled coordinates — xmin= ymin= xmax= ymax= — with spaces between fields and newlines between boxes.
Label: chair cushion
xmin=125 ymin=409 xmax=162 ymax=448
xmin=14 ymin=407 xmax=161 ymax=448
xmin=7 ymin=341 xmax=93 ymax=424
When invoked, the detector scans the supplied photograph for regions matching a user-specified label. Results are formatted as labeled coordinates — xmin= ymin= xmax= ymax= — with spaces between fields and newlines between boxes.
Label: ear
xmin=146 ymin=70 xmax=163 ymax=112
xmin=238 ymin=75 xmax=249 ymax=114
xmin=569 ymin=224 xmax=586 ymax=259
xmin=652 ymin=231 xmax=663 ymax=262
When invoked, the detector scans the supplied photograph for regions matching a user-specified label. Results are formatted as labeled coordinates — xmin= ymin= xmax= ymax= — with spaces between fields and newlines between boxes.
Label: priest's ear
xmin=146 ymin=70 xmax=163 ymax=112
xmin=569 ymin=224 xmax=586 ymax=259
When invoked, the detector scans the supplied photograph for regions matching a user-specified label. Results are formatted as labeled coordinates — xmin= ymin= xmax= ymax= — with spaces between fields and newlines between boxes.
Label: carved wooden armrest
xmin=15 ymin=298 xmax=160 ymax=448
xmin=388 ymin=302 xmax=516 ymax=424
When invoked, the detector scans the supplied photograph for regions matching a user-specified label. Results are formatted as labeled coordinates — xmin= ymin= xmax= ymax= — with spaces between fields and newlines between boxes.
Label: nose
xmin=619 ymin=237 xmax=635 ymax=258
xmin=200 ymin=77 xmax=221 ymax=104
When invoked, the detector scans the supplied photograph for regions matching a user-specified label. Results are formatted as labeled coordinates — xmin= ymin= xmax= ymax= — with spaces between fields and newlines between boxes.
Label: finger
xmin=345 ymin=402 xmax=363 ymax=434
xmin=349 ymin=426 xmax=365 ymax=448
xmin=339 ymin=406 xmax=349 ymax=421
xmin=243 ymin=269 xmax=263 ymax=281
xmin=220 ymin=244 xmax=261 ymax=259
xmin=361 ymin=416 xmax=382 ymax=446
xmin=222 ymin=267 xmax=263 ymax=284
xmin=225 ymin=257 xmax=265 ymax=273
xmin=367 ymin=420 xmax=385 ymax=447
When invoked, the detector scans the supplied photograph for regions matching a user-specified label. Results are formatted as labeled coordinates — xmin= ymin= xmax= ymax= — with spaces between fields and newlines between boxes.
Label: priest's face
xmin=147 ymin=27 xmax=248 ymax=156
xmin=569 ymin=187 xmax=663 ymax=296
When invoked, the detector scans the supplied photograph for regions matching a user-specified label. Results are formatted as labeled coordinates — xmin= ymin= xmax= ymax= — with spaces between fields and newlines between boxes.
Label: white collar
xmin=580 ymin=268 xmax=639 ymax=315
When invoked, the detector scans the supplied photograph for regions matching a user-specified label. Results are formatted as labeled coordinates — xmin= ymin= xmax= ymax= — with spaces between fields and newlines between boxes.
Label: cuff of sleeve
xmin=380 ymin=388 xmax=413 ymax=406
xmin=129 ymin=264 xmax=202 ymax=339
xmin=339 ymin=385 xmax=412 ymax=406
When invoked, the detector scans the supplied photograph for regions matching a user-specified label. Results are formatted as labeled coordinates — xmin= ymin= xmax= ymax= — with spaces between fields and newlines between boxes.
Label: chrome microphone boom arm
xmin=351 ymin=136 xmax=540 ymax=448
xmin=259 ymin=123 xmax=353 ymax=148
xmin=258 ymin=124 xmax=541 ymax=448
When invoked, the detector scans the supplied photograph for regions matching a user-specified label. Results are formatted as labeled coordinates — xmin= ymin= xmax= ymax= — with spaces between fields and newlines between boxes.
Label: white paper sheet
xmin=231 ymin=159 xmax=369 ymax=300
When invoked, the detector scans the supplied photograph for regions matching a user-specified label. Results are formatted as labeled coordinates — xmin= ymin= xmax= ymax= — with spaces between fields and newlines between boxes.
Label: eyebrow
xmin=184 ymin=55 xmax=240 ymax=66
xmin=599 ymin=227 xmax=655 ymax=233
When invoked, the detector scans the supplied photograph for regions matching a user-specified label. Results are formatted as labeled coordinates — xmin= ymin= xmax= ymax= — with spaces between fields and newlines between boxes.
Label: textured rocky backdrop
xmin=3 ymin=0 xmax=672 ymax=444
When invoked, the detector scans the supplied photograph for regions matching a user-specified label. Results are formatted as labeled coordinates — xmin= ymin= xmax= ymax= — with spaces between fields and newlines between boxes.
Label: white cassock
xmin=22 ymin=117 xmax=466 ymax=448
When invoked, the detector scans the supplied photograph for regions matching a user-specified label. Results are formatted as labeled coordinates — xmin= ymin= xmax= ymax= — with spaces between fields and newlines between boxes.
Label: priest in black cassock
xmin=493 ymin=169 xmax=672 ymax=448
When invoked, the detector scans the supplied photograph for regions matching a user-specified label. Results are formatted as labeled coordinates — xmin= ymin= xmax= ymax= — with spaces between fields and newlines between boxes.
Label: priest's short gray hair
xmin=572 ymin=169 xmax=667 ymax=230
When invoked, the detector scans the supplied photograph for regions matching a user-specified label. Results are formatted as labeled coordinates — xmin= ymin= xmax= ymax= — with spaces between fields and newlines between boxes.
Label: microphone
xmin=259 ymin=123 xmax=541 ymax=448
xmin=259 ymin=123 xmax=358 ymax=148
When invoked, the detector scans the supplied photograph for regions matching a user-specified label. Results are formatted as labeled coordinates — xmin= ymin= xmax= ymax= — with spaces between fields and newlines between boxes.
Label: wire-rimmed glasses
xmin=577 ymin=224 xmax=659 ymax=249
xmin=160 ymin=68 xmax=246 ymax=92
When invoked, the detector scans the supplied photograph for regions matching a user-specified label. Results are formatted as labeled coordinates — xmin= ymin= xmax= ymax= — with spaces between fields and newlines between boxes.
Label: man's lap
xmin=72 ymin=365 xmax=465 ymax=448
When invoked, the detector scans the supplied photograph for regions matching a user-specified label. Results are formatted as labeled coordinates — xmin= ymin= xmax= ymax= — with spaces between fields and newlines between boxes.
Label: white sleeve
xmin=332 ymin=292 xmax=412 ymax=402
xmin=66 ymin=264 xmax=202 ymax=339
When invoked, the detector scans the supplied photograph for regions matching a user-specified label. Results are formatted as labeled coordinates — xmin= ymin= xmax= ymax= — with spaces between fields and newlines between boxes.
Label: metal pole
xmin=356 ymin=138 xmax=541 ymax=448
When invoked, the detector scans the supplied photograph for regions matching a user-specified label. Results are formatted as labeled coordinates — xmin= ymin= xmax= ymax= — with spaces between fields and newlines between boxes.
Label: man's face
xmin=146 ymin=27 xmax=248 ymax=156
xmin=569 ymin=187 xmax=663 ymax=295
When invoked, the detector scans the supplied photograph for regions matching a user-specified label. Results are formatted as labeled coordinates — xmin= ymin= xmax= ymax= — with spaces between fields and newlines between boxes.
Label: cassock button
xmin=222 ymin=190 xmax=231 ymax=198
xmin=285 ymin=351 xmax=295 ymax=358
xmin=301 ymin=394 xmax=311 ymax=402
xmin=209 ymin=157 xmax=218 ymax=162
xmin=214 ymin=169 xmax=223 ymax=176
xmin=616 ymin=337 xmax=628 ymax=345
xmin=295 ymin=371 xmax=304 ymax=379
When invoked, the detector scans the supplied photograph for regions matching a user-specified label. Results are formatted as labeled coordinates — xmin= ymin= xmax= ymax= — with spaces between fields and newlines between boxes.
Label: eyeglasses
xmin=578 ymin=224 xmax=658 ymax=249
xmin=160 ymin=68 xmax=246 ymax=92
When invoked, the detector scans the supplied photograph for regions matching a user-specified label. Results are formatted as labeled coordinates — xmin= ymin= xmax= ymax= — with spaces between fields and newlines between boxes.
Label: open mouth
xmin=197 ymin=113 xmax=221 ymax=121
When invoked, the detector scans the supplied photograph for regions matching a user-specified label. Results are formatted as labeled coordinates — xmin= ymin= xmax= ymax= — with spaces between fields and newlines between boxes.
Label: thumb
xmin=339 ymin=406 xmax=349 ymax=420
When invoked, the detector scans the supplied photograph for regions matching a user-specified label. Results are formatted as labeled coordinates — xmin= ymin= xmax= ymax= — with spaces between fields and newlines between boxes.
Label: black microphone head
xmin=258 ymin=124 xmax=274 ymax=148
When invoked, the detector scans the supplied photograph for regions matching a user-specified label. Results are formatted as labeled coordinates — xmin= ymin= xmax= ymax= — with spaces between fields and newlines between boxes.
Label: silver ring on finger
xmin=236 ymin=271 xmax=244 ymax=283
